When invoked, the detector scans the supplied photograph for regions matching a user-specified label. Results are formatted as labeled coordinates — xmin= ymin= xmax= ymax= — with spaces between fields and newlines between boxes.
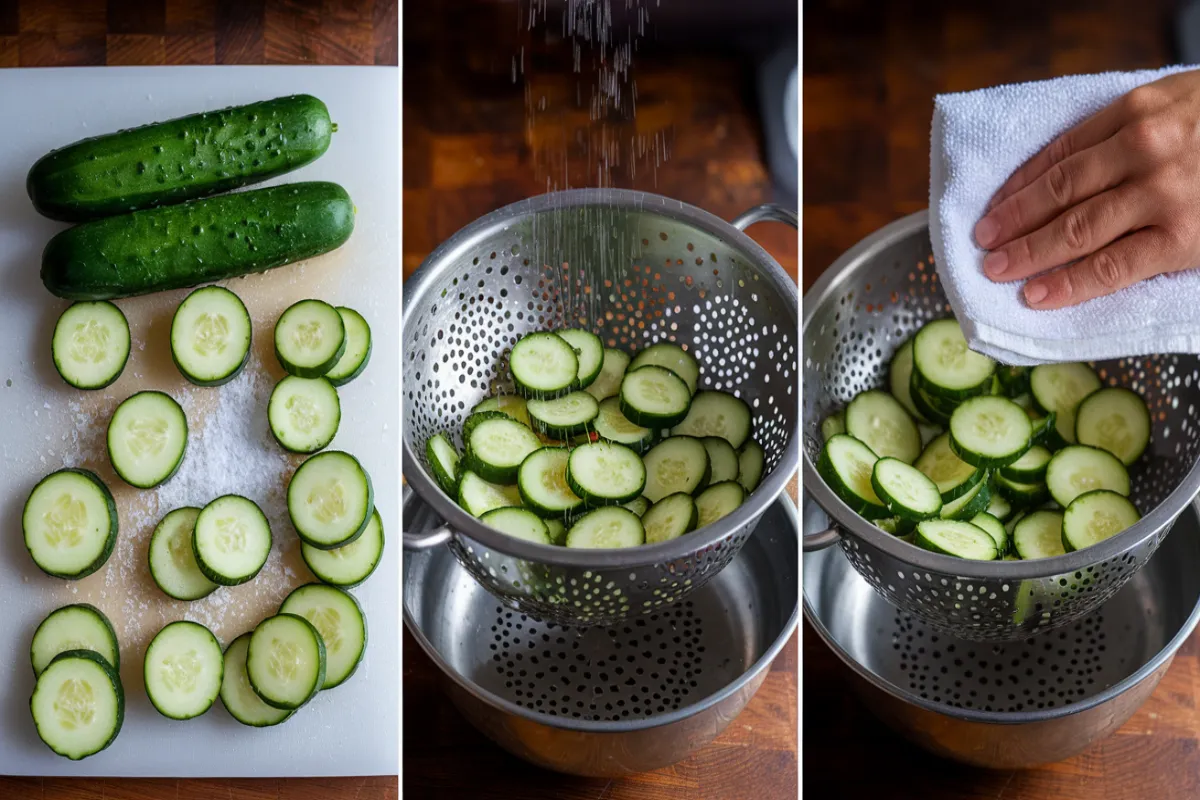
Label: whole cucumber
xmin=28 ymin=95 xmax=333 ymax=222
xmin=41 ymin=182 xmax=354 ymax=301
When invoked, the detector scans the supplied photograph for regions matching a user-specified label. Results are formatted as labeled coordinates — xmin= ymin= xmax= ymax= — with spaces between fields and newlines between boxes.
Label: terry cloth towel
xmin=929 ymin=65 xmax=1200 ymax=366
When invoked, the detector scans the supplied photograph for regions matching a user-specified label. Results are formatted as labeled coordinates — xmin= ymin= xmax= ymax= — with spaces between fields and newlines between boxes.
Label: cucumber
xmin=517 ymin=447 xmax=584 ymax=517
xmin=948 ymin=396 xmax=1032 ymax=468
xmin=324 ymin=307 xmax=372 ymax=386
xmin=585 ymin=348 xmax=631 ymax=400
xmin=527 ymin=391 xmax=600 ymax=439
xmin=481 ymin=506 xmax=552 ymax=544
xmin=170 ymin=286 xmax=251 ymax=386
xmin=701 ymin=437 xmax=740 ymax=484
xmin=28 ymin=94 xmax=333 ymax=222
xmin=670 ymin=390 xmax=752 ymax=449
xmin=1074 ymin=387 xmax=1151 ymax=466
xmin=620 ymin=365 xmax=692 ymax=428
xmin=565 ymin=507 xmax=645 ymax=549
xmin=913 ymin=519 xmax=998 ymax=560
xmin=42 ymin=182 xmax=355 ymax=301
xmin=594 ymin=396 xmax=656 ymax=452
xmin=464 ymin=416 xmax=543 ymax=484
xmin=247 ymin=614 xmax=326 ymax=711
xmin=695 ymin=481 xmax=746 ymax=528
xmin=738 ymin=439 xmax=765 ymax=493
xmin=425 ymin=432 xmax=460 ymax=496
xmin=821 ymin=410 xmax=846 ymax=442
xmin=193 ymin=495 xmax=272 ymax=586
xmin=912 ymin=318 xmax=996 ymax=400
xmin=509 ymin=332 xmax=578 ymax=399
xmin=888 ymin=338 xmax=927 ymax=422
xmin=845 ymin=389 xmax=922 ymax=463
xmin=52 ymin=301 xmax=130 ymax=390
xmin=1030 ymin=363 xmax=1102 ymax=447
xmin=279 ymin=584 xmax=367 ymax=690
xmin=870 ymin=457 xmax=942 ymax=520
xmin=220 ymin=633 xmax=293 ymax=728
xmin=986 ymin=486 xmax=1013 ymax=522
xmin=457 ymin=470 xmax=522 ymax=517
xmin=997 ymin=366 xmax=1030 ymax=397
xmin=1062 ymin=490 xmax=1140 ymax=552
xmin=107 ymin=390 xmax=188 ymax=488
xmin=566 ymin=441 xmax=646 ymax=506
xmin=1013 ymin=510 xmax=1067 ymax=560
xmin=274 ymin=299 xmax=347 ymax=378
xmin=31 ymin=650 xmax=124 ymax=760
xmin=939 ymin=479 xmax=991 ymax=521
xmin=913 ymin=432 xmax=983 ymax=502
xmin=622 ymin=496 xmax=651 ymax=516
xmin=1000 ymin=445 xmax=1052 ymax=483
xmin=642 ymin=492 xmax=699 ymax=543
xmin=30 ymin=604 xmax=120 ymax=677
xmin=268 ymin=376 xmax=340 ymax=454
xmin=23 ymin=468 xmax=117 ymax=579
xmin=1045 ymin=445 xmax=1130 ymax=508
xmin=969 ymin=512 xmax=1008 ymax=555
xmin=148 ymin=506 xmax=218 ymax=601
xmin=555 ymin=328 xmax=604 ymax=389
xmin=472 ymin=395 xmax=531 ymax=428
xmin=994 ymin=472 xmax=1050 ymax=506
xmin=143 ymin=620 xmax=223 ymax=720
xmin=816 ymin=434 xmax=889 ymax=519
xmin=301 ymin=508 xmax=384 ymax=589
xmin=629 ymin=342 xmax=700 ymax=395
xmin=642 ymin=436 xmax=711 ymax=503
xmin=909 ymin=377 xmax=954 ymax=427
xmin=287 ymin=451 xmax=374 ymax=549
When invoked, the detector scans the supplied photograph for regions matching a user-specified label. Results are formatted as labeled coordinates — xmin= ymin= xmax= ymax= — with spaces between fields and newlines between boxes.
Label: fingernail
xmin=983 ymin=250 xmax=1008 ymax=277
xmin=975 ymin=216 xmax=999 ymax=248
xmin=1025 ymin=282 xmax=1048 ymax=305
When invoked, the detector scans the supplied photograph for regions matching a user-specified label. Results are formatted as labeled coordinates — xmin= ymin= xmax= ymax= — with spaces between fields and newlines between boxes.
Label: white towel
xmin=929 ymin=65 xmax=1200 ymax=366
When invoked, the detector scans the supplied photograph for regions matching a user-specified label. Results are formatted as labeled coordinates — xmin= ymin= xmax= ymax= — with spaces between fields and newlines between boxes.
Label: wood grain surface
xmin=0 ymin=1 xmax=396 ymax=798
xmin=802 ymin=1 xmax=1192 ymax=797
xmin=402 ymin=2 xmax=797 ymax=798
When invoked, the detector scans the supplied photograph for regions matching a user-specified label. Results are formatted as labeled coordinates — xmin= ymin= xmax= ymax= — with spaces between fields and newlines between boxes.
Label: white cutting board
xmin=0 ymin=67 xmax=398 ymax=777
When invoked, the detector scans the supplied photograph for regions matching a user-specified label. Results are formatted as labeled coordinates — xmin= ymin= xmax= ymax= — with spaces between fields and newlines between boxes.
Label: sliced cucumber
xmin=107 ymin=390 xmax=188 ymax=489
xmin=1000 ymin=445 xmax=1052 ymax=483
xmin=1030 ymin=363 xmax=1101 ymax=446
xmin=565 ymin=507 xmax=645 ymax=549
xmin=193 ymin=495 xmax=272 ymax=586
xmin=939 ymin=479 xmax=991 ymax=521
xmin=527 ymin=391 xmax=600 ymax=439
xmin=888 ymin=338 xmax=927 ymax=422
xmin=425 ymin=432 xmax=460 ymax=496
xmin=301 ymin=508 xmax=384 ymax=588
xmin=913 ymin=432 xmax=983 ymax=502
xmin=31 ymin=650 xmax=123 ymax=760
xmin=585 ymin=348 xmax=631 ymax=400
xmin=845 ymin=389 xmax=922 ymax=463
xmin=695 ymin=481 xmax=746 ymax=528
xmin=274 ymin=299 xmax=346 ymax=378
xmin=816 ymin=434 xmax=889 ymax=519
xmin=670 ymin=390 xmax=752 ymax=449
xmin=870 ymin=457 xmax=942 ymax=520
xmin=642 ymin=436 xmax=711 ymax=503
xmin=510 ymin=332 xmax=578 ymax=399
xmin=642 ymin=492 xmax=698 ymax=544
xmin=1062 ymin=490 xmax=1140 ymax=552
xmin=628 ymin=342 xmax=700 ymax=395
xmin=324 ymin=307 xmax=372 ymax=386
xmin=23 ymin=468 xmax=117 ymax=579
xmin=1074 ymin=387 xmax=1151 ymax=466
xmin=148 ymin=506 xmax=218 ymax=601
xmin=545 ymin=518 xmax=567 ymax=545
xmin=457 ymin=470 xmax=523 ymax=517
xmin=287 ymin=450 xmax=374 ymax=549
xmin=556 ymin=328 xmax=604 ymax=389
xmin=948 ymin=396 xmax=1032 ymax=468
xmin=143 ymin=620 xmax=223 ymax=720
xmin=170 ymin=286 xmax=251 ymax=387
xmin=1013 ymin=510 xmax=1066 ymax=559
xmin=1045 ymin=445 xmax=1130 ymax=508
xmin=247 ymin=613 xmax=326 ymax=711
xmin=594 ymin=396 xmax=656 ymax=452
xmin=986 ymin=486 xmax=1013 ymax=522
xmin=268 ymin=376 xmax=340 ymax=454
xmin=52 ymin=301 xmax=130 ymax=390
xmin=566 ymin=441 xmax=646 ymax=506
xmin=738 ymin=439 xmax=765 ymax=493
xmin=481 ymin=506 xmax=552 ymax=544
xmin=994 ymin=472 xmax=1050 ymax=506
xmin=701 ymin=437 xmax=740 ymax=484
xmin=622 ymin=496 xmax=651 ymax=516
xmin=220 ymin=633 xmax=293 ymax=728
xmin=969 ymin=512 xmax=1008 ymax=555
xmin=998 ymin=366 xmax=1030 ymax=397
xmin=472 ymin=395 xmax=532 ymax=428
xmin=464 ymin=416 xmax=543 ymax=484
xmin=30 ymin=604 xmax=120 ymax=677
xmin=1029 ymin=412 xmax=1058 ymax=447
xmin=910 ymin=379 xmax=954 ymax=427
xmin=912 ymin=318 xmax=996 ymax=400
xmin=279 ymin=583 xmax=367 ymax=690
xmin=821 ymin=410 xmax=846 ymax=443
xmin=620 ymin=365 xmax=692 ymax=428
xmin=913 ymin=519 xmax=998 ymax=560
xmin=517 ymin=447 xmax=584 ymax=517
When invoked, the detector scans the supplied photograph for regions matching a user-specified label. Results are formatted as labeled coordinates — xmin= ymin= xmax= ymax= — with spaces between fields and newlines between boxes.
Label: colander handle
xmin=802 ymin=490 xmax=843 ymax=551
xmin=402 ymin=482 xmax=454 ymax=550
xmin=730 ymin=204 xmax=798 ymax=231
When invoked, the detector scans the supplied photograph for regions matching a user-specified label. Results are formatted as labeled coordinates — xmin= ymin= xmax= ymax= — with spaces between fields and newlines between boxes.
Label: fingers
xmin=982 ymin=186 xmax=1148 ymax=283
xmin=1023 ymin=227 xmax=1176 ymax=309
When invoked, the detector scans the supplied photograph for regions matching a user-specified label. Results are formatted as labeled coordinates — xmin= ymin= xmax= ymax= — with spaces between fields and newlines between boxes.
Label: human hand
xmin=974 ymin=70 xmax=1200 ymax=309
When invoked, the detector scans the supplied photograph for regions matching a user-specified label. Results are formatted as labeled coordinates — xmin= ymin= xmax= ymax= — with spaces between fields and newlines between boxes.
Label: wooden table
xmin=403 ymin=2 xmax=797 ymax=797
xmin=803 ymin=1 xmax=1198 ymax=797
xmin=0 ymin=2 xmax=396 ymax=799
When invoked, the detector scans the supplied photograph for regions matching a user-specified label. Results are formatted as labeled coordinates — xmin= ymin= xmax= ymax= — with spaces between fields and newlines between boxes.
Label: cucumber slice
xmin=279 ymin=584 xmax=367 ymax=690
xmin=30 ymin=604 xmax=120 ymax=677
xmin=909 ymin=378 xmax=954 ymax=426
xmin=994 ymin=472 xmax=1050 ymax=506
xmin=107 ymin=390 xmax=188 ymax=489
xmin=845 ymin=389 xmax=922 ymax=463
xmin=1074 ymin=387 xmax=1151 ymax=466
xmin=510 ymin=332 xmax=579 ymax=399
xmin=170 ymin=286 xmax=251 ymax=387
xmin=913 ymin=432 xmax=983 ymax=502
xmin=912 ymin=318 xmax=996 ymax=400
xmin=555 ymin=328 xmax=604 ymax=389
xmin=939 ymin=479 xmax=991 ymax=521
xmin=986 ymin=486 xmax=1013 ymax=522
xmin=472 ymin=395 xmax=532 ymax=428
xmin=821 ymin=410 xmax=846 ymax=442
xmin=148 ymin=506 xmax=218 ymax=601
xmin=31 ymin=650 xmax=123 ymax=760
xmin=914 ymin=519 xmax=998 ymax=560
xmin=701 ymin=437 xmax=740 ymax=484
xmin=301 ymin=508 xmax=384 ymax=589
xmin=457 ymin=470 xmax=522 ymax=517
xmin=193 ymin=495 xmax=272 ymax=586
xmin=220 ymin=633 xmax=293 ymax=728
xmin=919 ymin=422 xmax=943 ymax=447
xmin=1030 ymin=363 xmax=1101 ymax=446
xmin=143 ymin=620 xmax=223 ymax=720
xmin=1013 ymin=510 xmax=1066 ymax=559
xmin=619 ymin=365 xmax=692 ymax=428
xmin=870 ymin=457 xmax=942 ymax=520
xmin=1029 ymin=412 xmax=1058 ymax=446
xmin=24 ymin=468 xmax=118 ymax=580
xmin=816 ymin=434 xmax=889 ymax=519
xmin=567 ymin=441 xmax=646 ymax=506
xmin=670 ymin=390 xmax=752 ymax=449
xmin=527 ymin=391 xmax=600 ymax=439
xmin=545 ymin=518 xmax=567 ymax=545
xmin=622 ymin=496 xmax=651 ymax=516
xmin=1062 ymin=490 xmax=1140 ymax=552
xmin=876 ymin=517 xmax=916 ymax=536
xmin=642 ymin=436 xmax=711 ymax=503
xmin=585 ymin=348 xmax=631 ymax=400
xmin=462 ymin=409 xmax=515 ymax=445
xmin=464 ymin=416 xmax=543 ymax=484
xmin=268 ymin=376 xmax=341 ymax=454
xmin=425 ymin=432 xmax=460 ymax=496
xmin=481 ymin=506 xmax=552 ymax=544
xmin=324 ymin=307 xmax=372 ymax=386
xmin=52 ymin=301 xmax=130 ymax=390
xmin=629 ymin=342 xmax=700 ymax=395
xmin=274 ymin=299 xmax=346 ymax=378
xmin=888 ymin=338 xmax=927 ymax=422
xmin=642 ymin=492 xmax=698 ymax=543
xmin=738 ymin=439 xmax=765 ymax=493
xmin=1000 ymin=445 xmax=1052 ymax=483
xmin=565 ymin=507 xmax=645 ymax=548
xmin=1045 ymin=445 xmax=1130 ymax=508
xmin=998 ymin=366 xmax=1030 ymax=397
xmin=247 ymin=613 xmax=326 ymax=711
xmin=517 ymin=447 xmax=584 ymax=517
xmin=594 ymin=396 xmax=656 ymax=452
xmin=969 ymin=512 xmax=1008 ymax=555
xmin=948 ymin=396 xmax=1032 ymax=468
xmin=288 ymin=451 xmax=374 ymax=549
xmin=695 ymin=481 xmax=746 ymax=528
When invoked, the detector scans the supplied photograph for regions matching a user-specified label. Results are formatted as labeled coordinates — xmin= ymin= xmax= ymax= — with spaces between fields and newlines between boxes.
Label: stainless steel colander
xmin=803 ymin=210 xmax=1200 ymax=642
xmin=402 ymin=188 xmax=799 ymax=627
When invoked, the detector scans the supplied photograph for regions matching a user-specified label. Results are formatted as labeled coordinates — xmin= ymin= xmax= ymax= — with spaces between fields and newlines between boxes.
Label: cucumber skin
xmin=29 ymin=95 xmax=333 ymax=222
xmin=24 ymin=468 xmax=118 ymax=580
xmin=30 ymin=603 xmax=121 ymax=677
xmin=42 ymin=182 xmax=355 ymax=301
xmin=279 ymin=583 xmax=367 ymax=690
xmin=31 ymin=649 xmax=125 ymax=760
